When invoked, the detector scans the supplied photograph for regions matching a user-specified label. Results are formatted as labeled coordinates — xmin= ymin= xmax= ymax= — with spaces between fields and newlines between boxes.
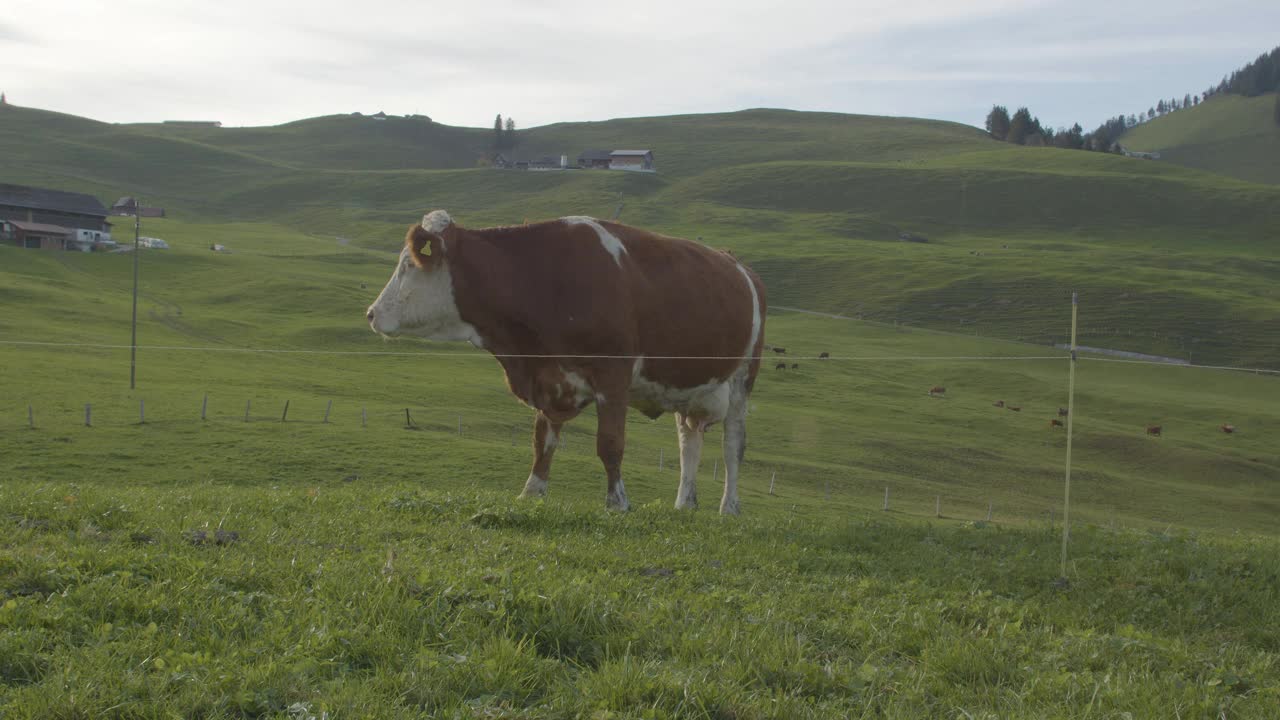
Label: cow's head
xmin=367 ymin=210 xmax=475 ymax=342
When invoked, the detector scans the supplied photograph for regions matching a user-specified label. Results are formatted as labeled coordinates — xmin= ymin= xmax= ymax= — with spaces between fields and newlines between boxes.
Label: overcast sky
xmin=2 ymin=0 xmax=1275 ymax=132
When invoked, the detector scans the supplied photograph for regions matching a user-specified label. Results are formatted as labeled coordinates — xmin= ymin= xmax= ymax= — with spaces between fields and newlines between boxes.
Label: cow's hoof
xmin=606 ymin=493 xmax=631 ymax=512
xmin=719 ymin=499 xmax=741 ymax=516
xmin=519 ymin=474 xmax=547 ymax=499
xmin=674 ymin=497 xmax=698 ymax=511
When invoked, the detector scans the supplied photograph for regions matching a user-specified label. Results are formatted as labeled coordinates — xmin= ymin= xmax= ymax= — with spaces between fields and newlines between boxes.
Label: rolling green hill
xmin=3 ymin=101 xmax=1280 ymax=368
xmin=1121 ymin=93 xmax=1280 ymax=185
xmin=3 ymin=104 xmax=1280 ymax=717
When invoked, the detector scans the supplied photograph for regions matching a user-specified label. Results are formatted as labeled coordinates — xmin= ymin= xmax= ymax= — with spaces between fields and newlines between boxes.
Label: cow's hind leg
xmin=720 ymin=380 xmax=749 ymax=515
xmin=520 ymin=412 xmax=563 ymax=499
xmin=596 ymin=390 xmax=630 ymax=511
xmin=674 ymin=412 xmax=704 ymax=510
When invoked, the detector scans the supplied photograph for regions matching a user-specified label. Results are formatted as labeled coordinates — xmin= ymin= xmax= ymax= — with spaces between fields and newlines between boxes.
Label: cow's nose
xmin=366 ymin=309 xmax=375 ymax=322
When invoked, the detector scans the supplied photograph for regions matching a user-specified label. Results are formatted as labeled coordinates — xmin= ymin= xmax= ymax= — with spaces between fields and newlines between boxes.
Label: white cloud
xmin=1 ymin=0 xmax=1276 ymax=131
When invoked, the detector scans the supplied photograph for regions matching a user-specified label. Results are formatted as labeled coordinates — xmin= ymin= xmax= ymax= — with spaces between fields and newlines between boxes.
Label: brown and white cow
xmin=367 ymin=211 xmax=767 ymax=514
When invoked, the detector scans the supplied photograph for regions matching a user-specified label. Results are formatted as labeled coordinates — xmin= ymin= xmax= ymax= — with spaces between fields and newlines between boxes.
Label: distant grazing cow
xmin=818 ymin=351 xmax=830 ymax=360
xmin=1008 ymin=406 xmax=1022 ymax=412
xmin=773 ymin=347 xmax=787 ymax=354
xmin=1146 ymin=425 xmax=1162 ymax=436
xmin=929 ymin=386 xmax=946 ymax=397
xmin=1057 ymin=407 xmax=1069 ymax=417
xmin=1049 ymin=419 xmax=1064 ymax=428
xmin=993 ymin=400 xmax=1005 ymax=408
xmin=775 ymin=362 xmax=787 ymax=370
xmin=368 ymin=211 xmax=766 ymax=514
xmin=790 ymin=363 xmax=798 ymax=370
xmin=1221 ymin=423 xmax=1235 ymax=434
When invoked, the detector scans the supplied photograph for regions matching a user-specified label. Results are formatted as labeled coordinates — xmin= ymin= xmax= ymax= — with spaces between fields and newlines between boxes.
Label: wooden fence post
xmin=883 ymin=486 xmax=889 ymax=511
xmin=362 ymin=407 xmax=367 ymax=427
xmin=201 ymin=393 xmax=208 ymax=421
xmin=768 ymin=471 xmax=776 ymax=495
xmin=659 ymin=448 xmax=664 ymax=470
xmin=281 ymin=400 xmax=290 ymax=423
xmin=244 ymin=400 xmax=251 ymax=423
xmin=405 ymin=408 xmax=413 ymax=428
xmin=986 ymin=503 xmax=993 ymax=522
xmin=85 ymin=403 xmax=91 ymax=427
xmin=935 ymin=495 xmax=941 ymax=518
xmin=28 ymin=405 xmax=34 ymax=429
xmin=139 ymin=399 xmax=145 ymax=424
xmin=323 ymin=400 xmax=332 ymax=424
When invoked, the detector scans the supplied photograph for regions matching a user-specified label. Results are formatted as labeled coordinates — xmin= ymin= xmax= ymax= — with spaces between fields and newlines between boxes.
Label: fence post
xmin=659 ymin=448 xmax=664 ymax=470
xmin=935 ymin=495 xmax=941 ymax=518
xmin=244 ymin=400 xmax=251 ymax=423
xmin=323 ymin=400 xmax=333 ymax=424
xmin=85 ymin=403 xmax=91 ymax=427
xmin=986 ymin=502 xmax=993 ymax=522
xmin=713 ymin=459 xmax=719 ymax=482
xmin=139 ymin=399 xmax=145 ymax=424
xmin=768 ymin=471 xmax=776 ymax=495
xmin=1060 ymin=291 xmax=1080 ymax=580
xmin=883 ymin=486 xmax=889 ymax=511
xmin=362 ymin=407 xmax=367 ymax=427
xmin=457 ymin=415 xmax=462 ymax=435
xmin=201 ymin=393 xmax=208 ymax=421
xmin=405 ymin=408 xmax=413 ymax=428
xmin=281 ymin=400 xmax=290 ymax=423
xmin=825 ymin=479 xmax=831 ymax=502
xmin=28 ymin=405 xmax=34 ymax=429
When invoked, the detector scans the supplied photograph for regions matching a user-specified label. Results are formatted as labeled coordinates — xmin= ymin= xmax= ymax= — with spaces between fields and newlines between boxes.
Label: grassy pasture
xmin=3 ymin=104 xmax=1280 ymax=716
xmin=1121 ymin=93 xmax=1280 ymax=186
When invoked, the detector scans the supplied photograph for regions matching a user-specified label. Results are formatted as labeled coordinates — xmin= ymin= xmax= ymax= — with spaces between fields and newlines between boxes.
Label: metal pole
xmin=1061 ymin=291 xmax=1079 ymax=579
xmin=129 ymin=203 xmax=140 ymax=389
xmin=201 ymin=393 xmax=208 ymax=421
xmin=323 ymin=400 xmax=332 ymax=424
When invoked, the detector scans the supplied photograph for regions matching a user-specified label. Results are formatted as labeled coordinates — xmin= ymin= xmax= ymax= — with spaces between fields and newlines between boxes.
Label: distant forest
xmin=985 ymin=45 xmax=1280 ymax=152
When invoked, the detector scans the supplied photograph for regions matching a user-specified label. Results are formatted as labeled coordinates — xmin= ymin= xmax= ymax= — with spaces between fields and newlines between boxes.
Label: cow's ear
xmin=405 ymin=225 xmax=439 ymax=267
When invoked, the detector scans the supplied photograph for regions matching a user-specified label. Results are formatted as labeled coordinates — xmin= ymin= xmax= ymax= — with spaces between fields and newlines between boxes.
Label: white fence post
xmin=768 ymin=471 xmax=776 ymax=495
xmin=323 ymin=400 xmax=333 ymax=424
xmin=139 ymin=399 xmax=145 ymax=424
xmin=362 ymin=407 xmax=368 ymax=427
xmin=85 ymin=403 xmax=91 ymax=427
xmin=28 ymin=405 xmax=34 ymax=429
xmin=201 ymin=393 xmax=208 ymax=421
xmin=244 ymin=400 xmax=251 ymax=423
xmin=883 ymin=486 xmax=889 ymax=511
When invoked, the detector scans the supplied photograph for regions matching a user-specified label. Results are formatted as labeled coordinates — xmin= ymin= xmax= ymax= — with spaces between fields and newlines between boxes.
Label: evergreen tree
xmin=1157 ymin=99 xmax=1167 ymax=115
xmin=984 ymin=105 xmax=1011 ymax=140
xmin=1183 ymin=93 xmax=1192 ymax=108
xmin=493 ymin=114 xmax=503 ymax=150
xmin=1007 ymin=107 xmax=1034 ymax=145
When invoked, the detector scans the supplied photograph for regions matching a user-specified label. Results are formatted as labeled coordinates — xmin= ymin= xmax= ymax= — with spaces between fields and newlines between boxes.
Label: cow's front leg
xmin=674 ymin=412 xmax=705 ymax=510
xmin=596 ymin=391 xmax=630 ymax=511
xmin=520 ymin=412 xmax=563 ymax=499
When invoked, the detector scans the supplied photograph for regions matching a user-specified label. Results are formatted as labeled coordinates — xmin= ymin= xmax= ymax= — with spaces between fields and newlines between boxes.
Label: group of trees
xmin=985 ymin=105 xmax=1118 ymax=152
xmin=986 ymin=44 xmax=1280 ymax=150
xmin=492 ymin=114 xmax=517 ymax=151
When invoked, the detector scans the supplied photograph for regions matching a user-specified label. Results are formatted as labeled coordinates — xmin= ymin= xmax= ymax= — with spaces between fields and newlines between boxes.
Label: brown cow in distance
xmin=1221 ymin=423 xmax=1236 ymax=434
xmin=1146 ymin=425 xmax=1163 ymax=436
xmin=928 ymin=386 xmax=947 ymax=397
xmin=1058 ymin=407 xmax=1069 ymax=417
xmin=1049 ymin=419 xmax=1064 ymax=428
xmin=775 ymin=362 xmax=787 ymax=370
xmin=818 ymin=351 xmax=830 ymax=359
xmin=773 ymin=347 xmax=787 ymax=354
xmin=368 ymin=211 xmax=766 ymax=514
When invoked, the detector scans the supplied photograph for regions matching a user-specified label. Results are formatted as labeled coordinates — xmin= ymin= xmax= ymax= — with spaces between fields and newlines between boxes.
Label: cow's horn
xmin=422 ymin=210 xmax=452 ymax=234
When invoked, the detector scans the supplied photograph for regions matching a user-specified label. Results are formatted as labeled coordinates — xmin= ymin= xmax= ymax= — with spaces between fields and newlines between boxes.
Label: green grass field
xmin=3 ymin=104 xmax=1280 ymax=716
xmin=1121 ymin=93 xmax=1280 ymax=186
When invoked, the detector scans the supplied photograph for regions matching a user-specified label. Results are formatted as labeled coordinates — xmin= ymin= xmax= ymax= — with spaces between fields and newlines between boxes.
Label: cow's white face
xmin=367 ymin=220 xmax=480 ymax=344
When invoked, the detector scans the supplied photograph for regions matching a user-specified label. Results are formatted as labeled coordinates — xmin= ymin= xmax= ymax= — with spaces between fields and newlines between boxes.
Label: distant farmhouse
xmin=162 ymin=120 xmax=222 ymax=128
xmin=112 ymin=196 xmax=166 ymax=218
xmin=0 ymin=183 xmax=112 ymax=251
xmin=497 ymin=149 xmax=657 ymax=173
xmin=578 ymin=149 xmax=656 ymax=172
